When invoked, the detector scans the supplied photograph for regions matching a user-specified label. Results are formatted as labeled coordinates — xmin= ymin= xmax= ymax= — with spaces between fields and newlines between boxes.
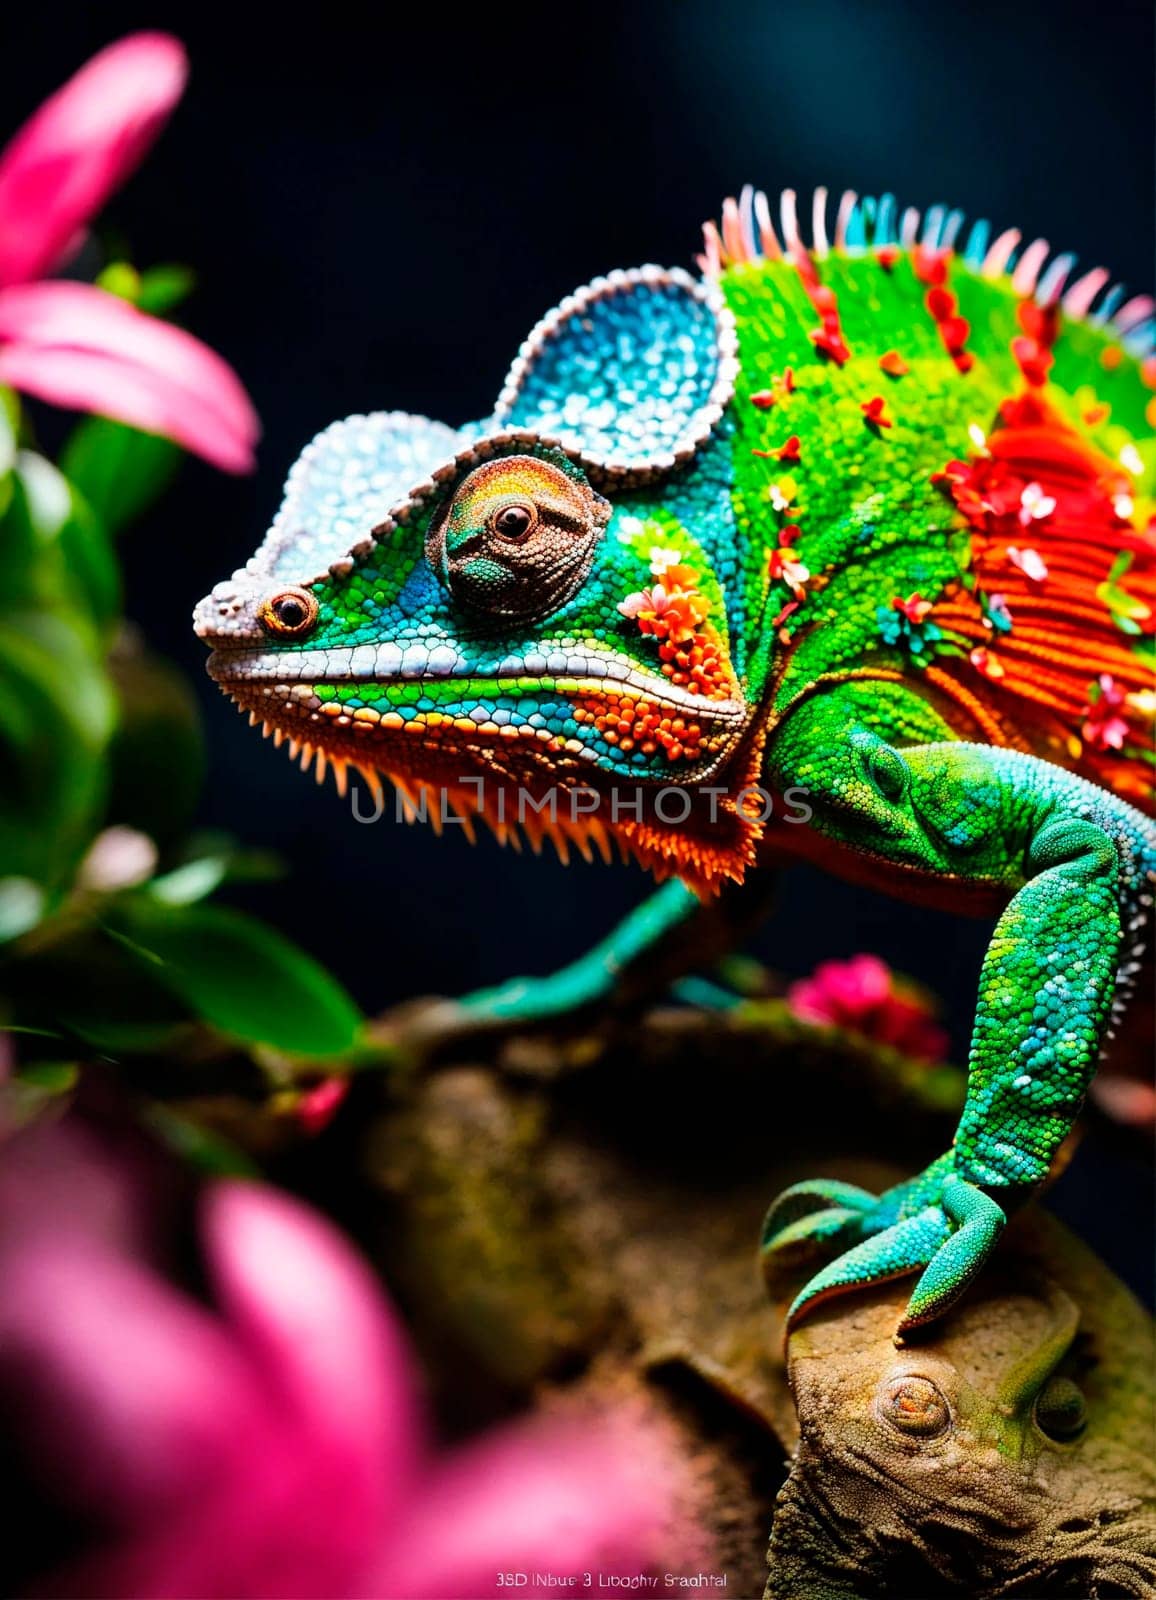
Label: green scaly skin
xmin=196 ymin=194 xmax=1156 ymax=1338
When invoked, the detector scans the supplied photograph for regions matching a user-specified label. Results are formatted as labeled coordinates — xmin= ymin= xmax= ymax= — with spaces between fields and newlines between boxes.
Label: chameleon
xmin=194 ymin=185 xmax=1156 ymax=1340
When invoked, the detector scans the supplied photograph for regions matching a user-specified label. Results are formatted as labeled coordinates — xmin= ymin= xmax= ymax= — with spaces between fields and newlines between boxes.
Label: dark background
xmin=4 ymin=1 xmax=1154 ymax=1292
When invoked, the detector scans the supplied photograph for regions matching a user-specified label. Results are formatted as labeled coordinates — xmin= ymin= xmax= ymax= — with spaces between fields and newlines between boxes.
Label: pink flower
xmin=618 ymin=584 xmax=667 ymax=620
xmin=295 ymin=1074 xmax=349 ymax=1134
xmin=1006 ymin=545 xmax=1049 ymax=583
xmin=969 ymin=646 xmax=1005 ymax=680
xmin=1090 ymin=1073 xmax=1156 ymax=1130
xmin=1018 ymin=481 xmax=1056 ymax=524
xmin=0 ymin=1122 xmax=676 ymax=1598
xmin=0 ymin=35 xmax=258 ymax=472
xmin=767 ymin=544 xmax=810 ymax=599
xmin=891 ymin=592 xmax=933 ymax=626
xmin=1081 ymin=673 xmax=1130 ymax=752
xmin=618 ymin=579 xmax=709 ymax=645
xmin=788 ymin=954 xmax=949 ymax=1063
xmin=0 ymin=34 xmax=183 ymax=287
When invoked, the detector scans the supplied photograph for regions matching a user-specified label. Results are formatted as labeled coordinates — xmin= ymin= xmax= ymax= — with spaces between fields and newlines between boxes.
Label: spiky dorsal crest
xmin=701 ymin=185 xmax=1154 ymax=357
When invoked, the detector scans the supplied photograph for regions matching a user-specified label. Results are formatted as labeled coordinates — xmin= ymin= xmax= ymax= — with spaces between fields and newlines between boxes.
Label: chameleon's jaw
xmin=204 ymin=638 xmax=749 ymax=780
xmin=205 ymin=641 xmax=762 ymax=893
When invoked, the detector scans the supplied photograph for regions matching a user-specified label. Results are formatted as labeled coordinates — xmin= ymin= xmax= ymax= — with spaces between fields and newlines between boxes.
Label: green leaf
xmin=10 ymin=451 xmax=120 ymax=629
xmin=143 ymin=1104 xmax=261 ymax=1176
xmin=147 ymin=855 xmax=228 ymax=906
xmin=16 ymin=1060 xmax=78 ymax=1093
xmin=0 ymin=615 xmax=114 ymax=885
xmin=0 ymin=386 xmax=16 ymax=479
xmin=65 ymin=1016 xmax=191 ymax=1053
xmin=96 ymin=261 xmax=142 ymax=302
xmin=6 ymin=1059 xmax=80 ymax=1123
xmin=105 ymin=638 xmax=204 ymax=843
xmin=112 ymin=901 xmax=362 ymax=1057
xmin=61 ymin=416 xmax=181 ymax=534
xmin=137 ymin=264 xmax=196 ymax=314
xmin=147 ymin=835 xmax=283 ymax=905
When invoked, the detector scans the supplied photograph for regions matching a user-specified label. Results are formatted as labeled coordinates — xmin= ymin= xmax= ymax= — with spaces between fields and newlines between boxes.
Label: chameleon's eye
xmin=427 ymin=454 xmax=611 ymax=625
xmin=259 ymin=587 xmax=319 ymax=639
xmin=490 ymin=502 xmax=537 ymax=542
xmin=866 ymin=741 xmax=909 ymax=802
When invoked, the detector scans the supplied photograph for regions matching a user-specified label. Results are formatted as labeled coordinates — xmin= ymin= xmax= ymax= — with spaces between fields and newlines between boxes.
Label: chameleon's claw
xmin=769 ymin=1163 xmax=1007 ymax=1338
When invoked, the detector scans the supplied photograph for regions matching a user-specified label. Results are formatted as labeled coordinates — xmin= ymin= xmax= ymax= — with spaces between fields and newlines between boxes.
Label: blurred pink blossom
xmin=0 ymin=35 xmax=258 ymax=472
xmin=1090 ymin=1073 xmax=1156 ymax=1131
xmin=788 ymin=953 xmax=949 ymax=1063
xmin=0 ymin=1123 xmax=676 ymax=1599
xmin=295 ymin=1074 xmax=349 ymax=1134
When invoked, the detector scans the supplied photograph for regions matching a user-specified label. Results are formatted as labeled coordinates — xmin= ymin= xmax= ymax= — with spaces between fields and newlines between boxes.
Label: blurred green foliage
xmin=0 ymin=350 xmax=366 ymax=1104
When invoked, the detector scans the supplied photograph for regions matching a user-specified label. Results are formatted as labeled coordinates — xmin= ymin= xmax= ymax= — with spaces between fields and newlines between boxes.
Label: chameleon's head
xmin=195 ymin=267 xmax=764 ymax=892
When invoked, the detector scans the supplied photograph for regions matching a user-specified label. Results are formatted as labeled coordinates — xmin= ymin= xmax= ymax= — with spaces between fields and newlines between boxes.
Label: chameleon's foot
xmin=762 ymin=1163 xmax=1006 ymax=1339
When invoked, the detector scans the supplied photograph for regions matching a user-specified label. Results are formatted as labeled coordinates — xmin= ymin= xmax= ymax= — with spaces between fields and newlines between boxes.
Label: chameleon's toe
xmin=896 ymin=1176 xmax=1005 ymax=1335
xmin=777 ymin=1169 xmax=1007 ymax=1338
xmin=761 ymin=1178 xmax=879 ymax=1246
xmin=761 ymin=1179 xmax=882 ymax=1289
xmin=761 ymin=1205 xmax=873 ymax=1286
xmin=784 ymin=1206 xmax=952 ymax=1331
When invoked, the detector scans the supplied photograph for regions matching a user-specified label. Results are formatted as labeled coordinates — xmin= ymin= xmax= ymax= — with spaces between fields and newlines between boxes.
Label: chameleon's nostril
xmin=193 ymin=577 xmax=270 ymax=645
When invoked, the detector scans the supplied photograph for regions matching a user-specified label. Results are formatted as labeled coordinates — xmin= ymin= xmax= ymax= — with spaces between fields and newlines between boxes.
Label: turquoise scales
xmin=195 ymin=187 xmax=1156 ymax=1338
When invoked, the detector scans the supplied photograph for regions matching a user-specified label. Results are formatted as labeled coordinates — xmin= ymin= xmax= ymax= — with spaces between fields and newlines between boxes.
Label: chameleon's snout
xmin=193 ymin=578 xmax=263 ymax=645
xmin=193 ymin=576 xmax=319 ymax=650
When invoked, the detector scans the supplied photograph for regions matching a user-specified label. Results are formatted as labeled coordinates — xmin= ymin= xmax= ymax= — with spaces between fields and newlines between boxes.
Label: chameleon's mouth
xmin=206 ymin=640 xmax=760 ymax=892
xmin=205 ymin=640 xmax=746 ymax=720
xmin=205 ymin=639 xmax=749 ymax=781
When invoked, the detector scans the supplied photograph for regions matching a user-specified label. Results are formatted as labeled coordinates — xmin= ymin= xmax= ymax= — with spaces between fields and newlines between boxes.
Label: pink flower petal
xmin=0 ymin=1243 xmax=264 ymax=1524
xmin=0 ymin=281 xmax=257 ymax=447
xmin=1007 ymin=545 xmax=1049 ymax=583
xmin=374 ymin=1420 xmax=674 ymax=1600
xmin=202 ymin=1182 xmax=422 ymax=1496
xmin=0 ymin=1118 xmax=152 ymax=1262
xmin=297 ymin=1075 xmax=349 ymax=1134
xmin=54 ymin=1456 xmax=379 ymax=1600
xmin=788 ymin=955 xmax=946 ymax=1062
xmin=1090 ymin=1074 xmax=1156 ymax=1129
xmin=0 ymin=34 xmax=187 ymax=287
xmin=0 ymin=338 xmax=255 ymax=473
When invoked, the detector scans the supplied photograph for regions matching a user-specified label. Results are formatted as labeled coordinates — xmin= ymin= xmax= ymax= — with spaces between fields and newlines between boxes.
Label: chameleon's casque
xmin=196 ymin=186 xmax=1156 ymax=1338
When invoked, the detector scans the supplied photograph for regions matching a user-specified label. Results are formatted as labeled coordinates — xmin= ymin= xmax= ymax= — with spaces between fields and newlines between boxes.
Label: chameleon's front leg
xmin=761 ymin=697 xmax=1155 ymax=1338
